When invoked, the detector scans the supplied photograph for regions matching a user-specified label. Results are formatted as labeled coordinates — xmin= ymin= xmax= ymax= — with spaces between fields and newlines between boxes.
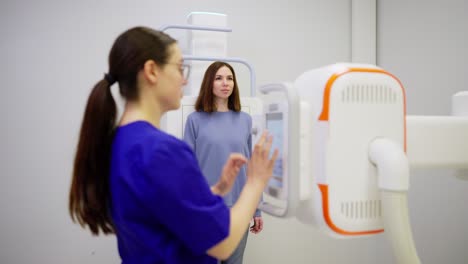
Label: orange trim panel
xmin=318 ymin=67 xmax=407 ymax=151
xmin=316 ymin=67 xmax=408 ymax=236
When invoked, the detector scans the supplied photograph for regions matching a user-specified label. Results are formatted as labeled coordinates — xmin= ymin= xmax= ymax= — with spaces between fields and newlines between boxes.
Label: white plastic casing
xmin=257 ymin=83 xmax=300 ymax=218
xmin=186 ymin=12 xmax=228 ymax=96
xmin=452 ymin=91 xmax=468 ymax=116
xmin=295 ymin=63 xmax=406 ymax=237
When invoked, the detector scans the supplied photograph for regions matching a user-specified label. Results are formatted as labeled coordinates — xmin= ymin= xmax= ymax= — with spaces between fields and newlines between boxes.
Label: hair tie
xmin=104 ymin=73 xmax=116 ymax=86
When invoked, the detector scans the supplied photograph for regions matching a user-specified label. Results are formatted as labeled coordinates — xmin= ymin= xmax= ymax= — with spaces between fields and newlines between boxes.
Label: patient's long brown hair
xmin=194 ymin=61 xmax=241 ymax=112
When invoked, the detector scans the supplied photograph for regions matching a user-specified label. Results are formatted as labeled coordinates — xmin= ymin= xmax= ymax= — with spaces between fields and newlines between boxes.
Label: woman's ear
xmin=142 ymin=60 xmax=159 ymax=84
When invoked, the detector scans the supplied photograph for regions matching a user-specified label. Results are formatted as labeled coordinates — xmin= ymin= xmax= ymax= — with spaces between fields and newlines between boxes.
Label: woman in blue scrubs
xmin=69 ymin=26 xmax=277 ymax=264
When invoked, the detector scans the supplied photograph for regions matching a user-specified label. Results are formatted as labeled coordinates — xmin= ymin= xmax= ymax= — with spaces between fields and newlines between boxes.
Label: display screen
xmin=266 ymin=112 xmax=283 ymax=189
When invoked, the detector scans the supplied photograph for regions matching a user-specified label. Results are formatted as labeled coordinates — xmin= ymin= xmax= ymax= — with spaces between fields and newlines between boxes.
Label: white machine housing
xmin=256 ymin=83 xmax=300 ymax=218
xmin=263 ymin=100 xmax=289 ymax=200
xmin=294 ymin=63 xmax=407 ymax=237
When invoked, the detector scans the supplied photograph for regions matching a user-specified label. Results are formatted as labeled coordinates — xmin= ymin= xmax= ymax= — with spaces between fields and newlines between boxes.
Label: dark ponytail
xmin=69 ymin=79 xmax=116 ymax=235
xmin=69 ymin=27 xmax=176 ymax=235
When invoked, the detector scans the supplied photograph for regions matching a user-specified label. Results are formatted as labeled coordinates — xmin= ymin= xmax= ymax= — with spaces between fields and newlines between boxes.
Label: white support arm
xmin=158 ymin=24 xmax=232 ymax=33
xmin=380 ymin=191 xmax=420 ymax=264
xmin=407 ymin=91 xmax=468 ymax=170
xmin=406 ymin=116 xmax=468 ymax=169
xmin=369 ymin=138 xmax=421 ymax=264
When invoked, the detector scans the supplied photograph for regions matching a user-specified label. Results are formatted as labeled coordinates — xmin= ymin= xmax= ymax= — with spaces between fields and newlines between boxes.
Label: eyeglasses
xmin=167 ymin=63 xmax=191 ymax=80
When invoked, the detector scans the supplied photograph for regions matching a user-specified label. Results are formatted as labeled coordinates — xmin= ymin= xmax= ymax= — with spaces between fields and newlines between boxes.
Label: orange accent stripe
xmin=318 ymin=67 xmax=407 ymax=151
xmin=318 ymin=184 xmax=384 ymax=236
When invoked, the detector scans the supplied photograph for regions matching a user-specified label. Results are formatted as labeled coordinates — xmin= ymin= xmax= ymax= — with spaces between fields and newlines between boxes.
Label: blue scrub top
xmin=110 ymin=121 xmax=229 ymax=264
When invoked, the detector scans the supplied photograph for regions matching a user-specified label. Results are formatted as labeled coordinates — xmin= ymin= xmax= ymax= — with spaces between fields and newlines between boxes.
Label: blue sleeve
xmin=145 ymin=140 xmax=229 ymax=254
xmin=183 ymin=114 xmax=196 ymax=152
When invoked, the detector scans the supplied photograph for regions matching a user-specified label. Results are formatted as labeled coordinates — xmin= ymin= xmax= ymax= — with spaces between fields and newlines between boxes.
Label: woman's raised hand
xmin=213 ymin=153 xmax=248 ymax=196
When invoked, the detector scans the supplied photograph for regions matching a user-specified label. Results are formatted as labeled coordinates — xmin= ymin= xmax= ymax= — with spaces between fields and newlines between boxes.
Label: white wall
xmin=377 ymin=1 xmax=468 ymax=263
xmin=0 ymin=0 xmax=466 ymax=263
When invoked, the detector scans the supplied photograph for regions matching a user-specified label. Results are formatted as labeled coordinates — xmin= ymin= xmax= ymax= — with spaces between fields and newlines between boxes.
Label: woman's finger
xmin=263 ymin=135 xmax=273 ymax=159
xmin=269 ymin=149 xmax=279 ymax=168
xmin=254 ymin=131 xmax=268 ymax=155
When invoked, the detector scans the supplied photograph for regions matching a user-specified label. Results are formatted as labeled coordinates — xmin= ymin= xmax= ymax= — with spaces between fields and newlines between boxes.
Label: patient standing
xmin=184 ymin=61 xmax=263 ymax=264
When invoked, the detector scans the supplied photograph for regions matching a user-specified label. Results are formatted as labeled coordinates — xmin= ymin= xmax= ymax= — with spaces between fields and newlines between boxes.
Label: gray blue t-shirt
xmin=184 ymin=110 xmax=261 ymax=217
